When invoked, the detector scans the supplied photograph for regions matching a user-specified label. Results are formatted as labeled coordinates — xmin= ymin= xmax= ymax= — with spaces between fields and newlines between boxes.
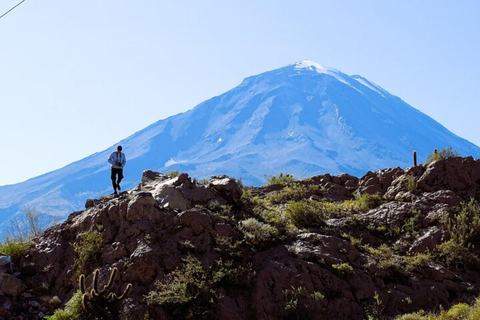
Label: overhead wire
xmin=0 ymin=0 xmax=26 ymax=20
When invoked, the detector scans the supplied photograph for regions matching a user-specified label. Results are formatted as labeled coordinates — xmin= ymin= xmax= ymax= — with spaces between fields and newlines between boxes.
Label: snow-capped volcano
xmin=1 ymin=60 xmax=479 ymax=232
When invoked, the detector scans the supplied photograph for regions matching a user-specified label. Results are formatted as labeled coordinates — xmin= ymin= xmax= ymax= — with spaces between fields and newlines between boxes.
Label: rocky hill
xmin=3 ymin=156 xmax=480 ymax=319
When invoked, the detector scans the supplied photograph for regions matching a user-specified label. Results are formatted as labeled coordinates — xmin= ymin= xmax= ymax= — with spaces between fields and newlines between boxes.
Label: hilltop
xmin=2 ymin=156 xmax=480 ymax=319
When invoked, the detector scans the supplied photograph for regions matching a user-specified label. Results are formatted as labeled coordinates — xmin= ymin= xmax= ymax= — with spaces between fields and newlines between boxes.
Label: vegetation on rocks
xmin=425 ymin=147 xmax=460 ymax=164
xmin=72 ymin=227 xmax=104 ymax=281
xmin=7 ymin=156 xmax=480 ymax=319
xmin=45 ymin=291 xmax=84 ymax=320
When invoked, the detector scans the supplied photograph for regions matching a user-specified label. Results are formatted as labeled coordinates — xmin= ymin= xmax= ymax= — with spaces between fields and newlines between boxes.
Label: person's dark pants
xmin=111 ymin=168 xmax=124 ymax=192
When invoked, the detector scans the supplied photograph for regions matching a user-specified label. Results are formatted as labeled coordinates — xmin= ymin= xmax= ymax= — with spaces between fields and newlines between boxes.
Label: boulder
xmin=153 ymin=183 xmax=191 ymax=211
xmin=141 ymin=170 xmax=166 ymax=185
xmin=409 ymin=227 xmax=445 ymax=254
xmin=356 ymin=168 xmax=404 ymax=196
xmin=0 ymin=274 xmax=25 ymax=297
xmin=178 ymin=209 xmax=212 ymax=235
xmin=208 ymin=176 xmax=243 ymax=203
xmin=126 ymin=192 xmax=159 ymax=222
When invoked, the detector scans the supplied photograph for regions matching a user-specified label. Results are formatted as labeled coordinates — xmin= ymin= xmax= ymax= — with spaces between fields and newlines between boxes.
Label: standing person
xmin=108 ymin=145 xmax=126 ymax=195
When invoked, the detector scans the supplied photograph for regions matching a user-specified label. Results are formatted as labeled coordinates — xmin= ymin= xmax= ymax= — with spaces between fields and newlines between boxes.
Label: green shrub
xmin=331 ymin=262 xmax=354 ymax=274
xmin=404 ymin=252 xmax=432 ymax=271
xmin=401 ymin=209 xmax=422 ymax=238
xmin=367 ymin=244 xmax=402 ymax=271
xmin=266 ymin=173 xmax=296 ymax=185
xmin=167 ymin=170 xmax=180 ymax=178
xmin=435 ymin=199 xmax=480 ymax=268
xmin=341 ymin=233 xmax=363 ymax=247
xmin=404 ymin=175 xmax=418 ymax=193
xmin=446 ymin=303 xmax=470 ymax=319
xmin=239 ymin=218 xmax=278 ymax=245
xmin=425 ymin=147 xmax=460 ymax=164
xmin=46 ymin=290 xmax=84 ymax=320
xmin=146 ymin=256 xmax=230 ymax=319
xmin=448 ymin=199 xmax=480 ymax=246
xmin=395 ymin=297 xmax=480 ymax=319
xmin=365 ymin=291 xmax=385 ymax=320
xmin=212 ymin=258 xmax=255 ymax=287
xmin=0 ymin=240 xmax=30 ymax=266
xmin=284 ymin=196 xmax=380 ymax=228
xmin=395 ymin=311 xmax=426 ymax=320
xmin=266 ymin=183 xmax=319 ymax=204
xmin=283 ymin=286 xmax=324 ymax=313
xmin=436 ymin=239 xmax=478 ymax=268
xmin=146 ymin=256 xmax=210 ymax=312
xmin=285 ymin=200 xmax=327 ymax=228
xmin=354 ymin=193 xmax=383 ymax=212
xmin=72 ymin=228 xmax=103 ymax=280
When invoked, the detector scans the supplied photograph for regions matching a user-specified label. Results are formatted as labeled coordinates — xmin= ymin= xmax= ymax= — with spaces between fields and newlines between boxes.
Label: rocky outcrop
xmin=5 ymin=157 xmax=480 ymax=319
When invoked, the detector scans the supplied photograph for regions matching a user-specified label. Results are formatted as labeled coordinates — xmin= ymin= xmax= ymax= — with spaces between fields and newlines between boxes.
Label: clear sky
xmin=1 ymin=0 xmax=479 ymax=186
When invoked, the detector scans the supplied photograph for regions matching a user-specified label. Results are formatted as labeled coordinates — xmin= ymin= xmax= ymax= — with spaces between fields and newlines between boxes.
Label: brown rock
xmin=409 ymin=227 xmax=444 ymax=254
xmin=356 ymin=168 xmax=404 ymax=196
xmin=126 ymin=192 xmax=158 ymax=222
xmin=361 ymin=202 xmax=414 ymax=227
xmin=208 ymin=176 xmax=243 ymax=203
xmin=141 ymin=170 xmax=165 ymax=184
xmin=178 ymin=209 xmax=212 ymax=235
xmin=0 ymin=274 xmax=25 ymax=297
xmin=153 ymin=183 xmax=191 ymax=211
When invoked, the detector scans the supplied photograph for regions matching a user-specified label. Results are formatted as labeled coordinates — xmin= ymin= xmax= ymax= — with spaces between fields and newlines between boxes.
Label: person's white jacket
xmin=108 ymin=152 xmax=126 ymax=169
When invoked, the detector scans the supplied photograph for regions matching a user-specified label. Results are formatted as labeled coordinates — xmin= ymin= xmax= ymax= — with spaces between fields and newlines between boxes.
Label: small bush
xmin=436 ymin=239 xmax=478 ymax=268
xmin=285 ymin=200 xmax=327 ymax=228
xmin=365 ymin=291 xmax=385 ymax=320
xmin=331 ymin=263 xmax=354 ymax=274
xmin=425 ymin=147 xmax=460 ymax=164
xmin=401 ymin=209 xmax=422 ymax=238
xmin=266 ymin=173 xmax=296 ymax=185
xmin=266 ymin=183 xmax=319 ymax=204
xmin=146 ymin=256 xmax=248 ymax=319
xmin=354 ymin=193 xmax=383 ymax=212
xmin=283 ymin=285 xmax=324 ymax=314
xmin=0 ymin=240 xmax=30 ymax=266
xmin=46 ymin=290 xmax=84 ymax=320
xmin=239 ymin=218 xmax=278 ymax=245
xmin=395 ymin=311 xmax=426 ymax=320
xmin=72 ymin=228 xmax=103 ymax=280
xmin=404 ymin=175 xmax=418 ymax=193
xmin=146 ymin=256 xmax=211 ymax=313
xmin=6 ymin=208 xmax=59 ymax=242
xmin=341 ymin=233 xmax=363 ymax=247
xmin=446 ymin=303 xmax=470 ymax=319
xmin=167 ymin=170 xmax=180 ymax=178
xmin=404 ymin=252 xmax=432 ymax=271
xmin=448 ymin=199 xmax=480 ymax=246
xmin=368 ymin=244 xmax=402 ymax=271
xmin=435 ymin=199 xmax=480 ymax=268
xmin=395 ymin=297 xmax=480 ymax=319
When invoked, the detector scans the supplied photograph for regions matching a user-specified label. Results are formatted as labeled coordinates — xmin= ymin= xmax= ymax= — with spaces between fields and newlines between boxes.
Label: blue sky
xmin=1 ymin=0 xmax=479 ymax=186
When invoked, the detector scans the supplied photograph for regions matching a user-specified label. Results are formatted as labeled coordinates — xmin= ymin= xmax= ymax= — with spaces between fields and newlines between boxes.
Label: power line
xmin=0 ymin=0 xmax=26 ymax=20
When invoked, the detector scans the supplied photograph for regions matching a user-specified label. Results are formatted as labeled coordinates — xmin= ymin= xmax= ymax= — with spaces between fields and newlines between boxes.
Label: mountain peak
xmin=291 ymin=59 xmax=339 ymax=74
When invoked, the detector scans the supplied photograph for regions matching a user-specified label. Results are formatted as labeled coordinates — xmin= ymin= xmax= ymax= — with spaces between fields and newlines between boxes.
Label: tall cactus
xmin=413 ymin=150 xmax=417 ymax=166
xmin=79 ymin=267 xmax=132 ymax=320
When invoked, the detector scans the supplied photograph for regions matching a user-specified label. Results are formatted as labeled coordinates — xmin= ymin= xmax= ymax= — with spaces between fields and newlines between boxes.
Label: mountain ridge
xmin=0 ymin=60 xmax=479 ymax=233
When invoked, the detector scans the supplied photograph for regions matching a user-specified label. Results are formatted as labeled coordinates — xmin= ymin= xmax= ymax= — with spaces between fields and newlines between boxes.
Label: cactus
xmin=79 ymin=267 xmax=132 ymax=320
xmin=413 ymin=150 xmax=417 ymax=166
